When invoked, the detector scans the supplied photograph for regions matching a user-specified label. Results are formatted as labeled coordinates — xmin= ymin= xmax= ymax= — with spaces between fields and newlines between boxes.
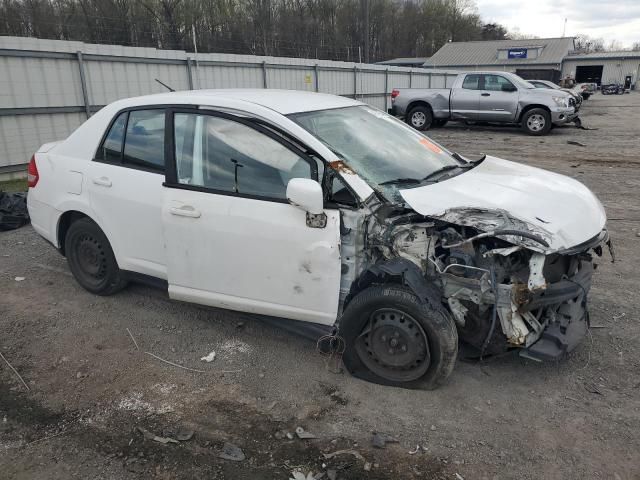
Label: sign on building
xmin=508 ymin=48 xmax=528 ymax=59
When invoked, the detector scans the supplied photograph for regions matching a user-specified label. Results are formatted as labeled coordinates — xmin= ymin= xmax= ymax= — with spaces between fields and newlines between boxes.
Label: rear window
xmin=462 ymin=74 xmax=480 ymax=90
xmin=96 ymin=109 xmax=165 ymax=172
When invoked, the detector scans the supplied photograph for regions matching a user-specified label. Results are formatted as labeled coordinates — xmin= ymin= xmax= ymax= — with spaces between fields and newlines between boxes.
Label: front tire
xmin=521 ymin=108 xmax=552 ymax=135
xmin=65 ymin=217 xmax=127 ymax=295
xmin=339 ymin=285 xmax=458 ymax=389
xmin=406 ymin=105 xmax=433 ymax=131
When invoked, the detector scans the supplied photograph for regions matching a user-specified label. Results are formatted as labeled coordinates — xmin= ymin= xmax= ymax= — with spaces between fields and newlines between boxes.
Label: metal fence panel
xmin=0 ymin=36 xmax=458 ymax=172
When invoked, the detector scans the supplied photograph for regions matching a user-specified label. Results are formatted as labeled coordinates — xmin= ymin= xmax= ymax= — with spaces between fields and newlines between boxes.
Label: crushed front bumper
xmin=519 ymin=260 xmax=593 ymax=361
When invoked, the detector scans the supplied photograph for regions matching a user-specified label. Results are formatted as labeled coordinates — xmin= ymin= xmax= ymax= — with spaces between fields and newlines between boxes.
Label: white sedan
xmin=27 ymin=89 xmax=611 ymax=388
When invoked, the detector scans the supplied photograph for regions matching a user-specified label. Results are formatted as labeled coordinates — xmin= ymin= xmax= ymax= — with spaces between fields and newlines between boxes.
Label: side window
xmin=483 ymin=75 xmax=515 ymax=92
xmin=173 ymin=113 xmax=312 ymax=201
xmin=123 ymin=110 xmax=165 ymax=171
xmin=329 ymin=175 xmax=357 ymax=206
xmin=99 ymin=112 xmax=127 ymax=163
xmin=462 ymin=74 xmax=480 ymax=90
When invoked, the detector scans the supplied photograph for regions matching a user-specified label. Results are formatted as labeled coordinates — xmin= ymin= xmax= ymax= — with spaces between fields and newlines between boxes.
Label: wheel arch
xmin=406 ymin=100 xmax=434 ymax=118
xmin=345 ymin=258 xmax=443 ymax=311
xmin=517 ymin=103 xmax=551 ymax=123
xmin=56 ymin=208 xmax=114 ymax=259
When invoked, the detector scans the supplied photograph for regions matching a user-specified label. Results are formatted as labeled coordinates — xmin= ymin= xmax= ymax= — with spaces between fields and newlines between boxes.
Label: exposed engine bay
xmin=338 ymin=196 xmax=612 ymax=361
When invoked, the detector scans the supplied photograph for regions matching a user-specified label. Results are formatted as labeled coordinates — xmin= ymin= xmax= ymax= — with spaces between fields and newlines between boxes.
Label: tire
xmin=432 ymin=119 xmax=448 ymax=128
xmin=406 ymin=105 xmax=433 ymax=131
xmin=65 ymin=217 xmax=128 ymax=295
xmin=339 ymin=284 xmax=458 ymax=389
xmin=521 ymin=108 xmax=552 ymax=136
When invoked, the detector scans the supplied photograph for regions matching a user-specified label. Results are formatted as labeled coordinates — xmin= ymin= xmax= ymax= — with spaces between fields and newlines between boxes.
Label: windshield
xmin=289 ymin=106 xmax=459 ymax=202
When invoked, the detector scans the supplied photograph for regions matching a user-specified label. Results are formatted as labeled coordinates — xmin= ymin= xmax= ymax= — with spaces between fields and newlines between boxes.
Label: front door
xmin=162 ymin=110 xmax=342 ymax=325
xmin=478 ymin=74 xmax=519 ymax=122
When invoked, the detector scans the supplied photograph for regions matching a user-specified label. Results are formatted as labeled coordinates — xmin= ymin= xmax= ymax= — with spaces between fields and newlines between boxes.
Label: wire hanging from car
xmin=316 ymin=327 xmax=346 ymax=374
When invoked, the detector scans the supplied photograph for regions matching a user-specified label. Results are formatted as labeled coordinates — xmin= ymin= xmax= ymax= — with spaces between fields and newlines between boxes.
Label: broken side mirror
xmin=286 ymin=178 xmax=324 ymax=215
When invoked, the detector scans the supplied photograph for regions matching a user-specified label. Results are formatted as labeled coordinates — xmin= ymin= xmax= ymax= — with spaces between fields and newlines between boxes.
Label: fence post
xmin=314 ymin=64 xmax=319 ymax=92
xmin=444 ymin=73 xmax=448 ymax=87
xmin=76 ymin=51 xmax=90 ymax=119
xmin=384 ymin=68 xmax=389 ymax=111
xmin=428 ymin=72 xmax=432 ymax=88
xmin=186 ymin=57 xmax=194 ymax=90
xmin=353 ymin=65 xmax=358 ymax=99
xmin=262 ymin=61 xmax=268 ymax=88
xmin=409 ymin=69 xmax=413 ymax=88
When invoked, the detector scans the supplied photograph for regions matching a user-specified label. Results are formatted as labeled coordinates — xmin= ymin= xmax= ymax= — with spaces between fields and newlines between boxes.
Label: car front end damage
xmin=339 ymin=198 xmax=613 ymax=362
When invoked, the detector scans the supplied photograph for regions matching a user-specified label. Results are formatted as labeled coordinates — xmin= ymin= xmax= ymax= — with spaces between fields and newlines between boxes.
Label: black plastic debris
xmin=0 ymin=191 xmax=30 ymax=231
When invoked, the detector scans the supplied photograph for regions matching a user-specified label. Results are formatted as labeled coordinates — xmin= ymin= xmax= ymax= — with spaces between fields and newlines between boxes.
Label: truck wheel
xmin=339 ymin=284 xmax=458 ymax=389
xmin=522 ymin=108 xmax=552 ymax=135
xmin=65 ymin=217 xmax=128 ymax=296
xmin=406 ymin=105 xmax=433 ymax=131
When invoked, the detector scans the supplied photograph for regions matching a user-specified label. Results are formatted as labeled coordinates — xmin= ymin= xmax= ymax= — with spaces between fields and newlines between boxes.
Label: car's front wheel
xmin=339 ymin=284 xmax=458 ymax=389
xmin=521 ymin=108 xmax=552 ymax=135
xmin=65 ymin=217 xmax=128 ymax=295
xmin=406 ymin=105 xmax=433 ymax=131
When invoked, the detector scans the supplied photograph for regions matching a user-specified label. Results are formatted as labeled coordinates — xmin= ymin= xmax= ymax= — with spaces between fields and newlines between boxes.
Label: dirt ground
xmin=1 ymin=92 xmax=639 ymax=480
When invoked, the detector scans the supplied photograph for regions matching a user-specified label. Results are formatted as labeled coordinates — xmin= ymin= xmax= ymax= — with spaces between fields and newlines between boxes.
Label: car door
xmin=449 ymin=74 xmax=481 ymax=120
xmin=162 ymin=109 xmax=342 ymax=325
xmin=478 ymin=74 xmax=519 ymax=122
xmin=88 ymin=107 xmax=168 ymax=278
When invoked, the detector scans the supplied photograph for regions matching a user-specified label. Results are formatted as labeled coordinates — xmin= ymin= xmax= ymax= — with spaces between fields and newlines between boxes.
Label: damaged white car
xmin=27 ymin=90 xmax=613 ymax=389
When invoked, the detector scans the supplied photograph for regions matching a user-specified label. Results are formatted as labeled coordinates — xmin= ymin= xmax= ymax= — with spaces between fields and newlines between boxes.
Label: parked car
xmin=527 ymin=79 xmax=582 ymax=111
xmin=27 ymin=90 xmax=611 ymax=389
xmin=601 ymin=83 xmax=624 ymax=95
xmin=390 ymin=71 xmax=577 ymax=135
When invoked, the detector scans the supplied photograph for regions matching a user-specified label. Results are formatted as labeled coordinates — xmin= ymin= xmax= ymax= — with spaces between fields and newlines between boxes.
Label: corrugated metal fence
xmin=0 ymin=36 xmax=457 ymax=176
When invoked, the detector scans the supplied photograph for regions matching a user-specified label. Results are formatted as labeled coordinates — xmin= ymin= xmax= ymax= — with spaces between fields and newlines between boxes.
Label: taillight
xmin=27 ymin=155 xmax=39 ymax=188
xmin=391 ymin=89 xmax=400 ymax=100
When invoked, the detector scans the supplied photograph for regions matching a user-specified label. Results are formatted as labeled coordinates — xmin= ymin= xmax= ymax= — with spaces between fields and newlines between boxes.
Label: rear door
xmin=88 ymin=107 xmax=168 ymax=278
xmin=161 ymin=109 xmax=342 ymax=325
xmin=478 ymin=74 xmax=519 ymax=122
xmin=450 ymin=74 xmax=481 ymax=120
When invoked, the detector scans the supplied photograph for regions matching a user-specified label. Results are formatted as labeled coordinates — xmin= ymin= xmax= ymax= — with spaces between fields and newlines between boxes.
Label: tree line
xmin=0 ymin=0 xmax=512 ymax=61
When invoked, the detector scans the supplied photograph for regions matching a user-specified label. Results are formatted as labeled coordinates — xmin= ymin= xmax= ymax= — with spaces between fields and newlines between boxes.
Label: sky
xmin=475 ymin=0 xmax=640 ymax=48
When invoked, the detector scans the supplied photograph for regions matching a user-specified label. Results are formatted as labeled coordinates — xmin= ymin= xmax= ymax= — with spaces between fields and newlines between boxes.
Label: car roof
xmin=116 ymin=89 xmax=363 ymax=115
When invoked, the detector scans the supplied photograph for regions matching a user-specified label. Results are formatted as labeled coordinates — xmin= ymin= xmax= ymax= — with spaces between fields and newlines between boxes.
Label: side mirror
xmin=502 ymin=83 xmax=517 ymax=92
xmin=286 ymin=178 xmax=324 ymax=215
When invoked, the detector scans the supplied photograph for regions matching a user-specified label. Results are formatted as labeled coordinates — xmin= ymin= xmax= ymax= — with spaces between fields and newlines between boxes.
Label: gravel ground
xmin=1 ymin=92 xmax=639 ymax=480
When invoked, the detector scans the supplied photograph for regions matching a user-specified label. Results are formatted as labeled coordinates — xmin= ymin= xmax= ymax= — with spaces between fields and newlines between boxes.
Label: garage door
xmin=575 ymin=65 xmax=604 ymax=85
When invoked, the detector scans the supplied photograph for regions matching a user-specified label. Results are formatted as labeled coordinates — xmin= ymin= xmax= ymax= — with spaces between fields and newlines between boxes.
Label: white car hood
xmin=399 ymin=156 xmax=607 ymax=251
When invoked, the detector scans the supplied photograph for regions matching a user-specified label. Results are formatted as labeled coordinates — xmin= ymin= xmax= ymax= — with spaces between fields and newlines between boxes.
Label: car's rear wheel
xmin=339 ymin=284 xmax=458 ymax=389
xmin=406 ymin=105 xmax=433 ymax=131
xmin=65 ymin=217 xmax=127 ymax=295
xmin=522 ymin=108 xmax=552 ymax=135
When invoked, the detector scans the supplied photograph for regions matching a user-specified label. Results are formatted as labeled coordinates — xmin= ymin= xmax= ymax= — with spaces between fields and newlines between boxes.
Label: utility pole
xmin=363 ymin=0 xmax=370 ymax=63
xmin=192 ymin=24 xmax=199 ymax=89
xmin=562 ymin=18 xmax=567 ymax=37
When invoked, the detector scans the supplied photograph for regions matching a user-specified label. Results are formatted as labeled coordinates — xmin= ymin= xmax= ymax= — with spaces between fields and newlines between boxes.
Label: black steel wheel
xmin=65 ymin=217 xmax=127 ymax=295
xmin=339 ymin=284 xmax=458 ymax=389
xmin=356 ymin=308 xmax=431 ymax=382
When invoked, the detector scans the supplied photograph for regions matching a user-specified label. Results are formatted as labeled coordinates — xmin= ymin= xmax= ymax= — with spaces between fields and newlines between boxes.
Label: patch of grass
xmin=0 ymin=178 xmax=28 ymax=193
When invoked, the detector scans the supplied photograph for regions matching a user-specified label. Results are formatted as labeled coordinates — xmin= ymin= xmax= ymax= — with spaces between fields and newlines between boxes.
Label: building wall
xmin=562 ymin=58 xmax=640 ymax=87
xmin=0 ymin=36 xmax=459 ymax=175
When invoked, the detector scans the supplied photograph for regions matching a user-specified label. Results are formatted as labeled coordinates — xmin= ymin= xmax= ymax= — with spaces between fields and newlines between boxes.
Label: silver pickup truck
xmin=390 ymin=71 xmax=578 ymax=135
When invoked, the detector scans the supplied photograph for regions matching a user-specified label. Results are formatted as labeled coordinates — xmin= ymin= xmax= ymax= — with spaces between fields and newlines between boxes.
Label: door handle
xmin=92 ymin=176 xmax=112 ymax=187
xmin=481 ymin=93 xmax=490 ymax=97
xmin=170 ymin=205 xmax=201 ymax=218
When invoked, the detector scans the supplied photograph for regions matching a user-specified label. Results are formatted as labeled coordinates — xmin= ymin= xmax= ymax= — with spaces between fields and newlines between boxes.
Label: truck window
xmin=483 ymin=75 xmax=515 ymax=92
xmin=462 ymin=74 xmax=480 ymax=90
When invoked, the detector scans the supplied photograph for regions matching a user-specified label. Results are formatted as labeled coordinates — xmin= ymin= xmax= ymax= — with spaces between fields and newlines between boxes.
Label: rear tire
xmin=65 ymin=217 xmax=127 ymax=296
xmin=339 ymin=284 xmax=458 ymax=389
xmin=521 ymin=108 xmax=552 ymax=136
xmin=406 ymin=105 xmax=433 ymax=131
